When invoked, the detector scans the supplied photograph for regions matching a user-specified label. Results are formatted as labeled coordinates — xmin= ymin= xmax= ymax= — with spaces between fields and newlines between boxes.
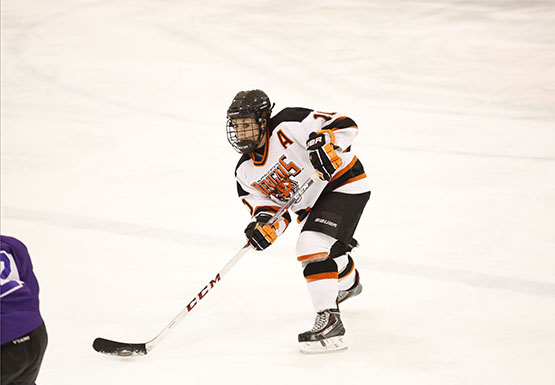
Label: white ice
xmin=2 ymin=0 xmax=555 ymax=384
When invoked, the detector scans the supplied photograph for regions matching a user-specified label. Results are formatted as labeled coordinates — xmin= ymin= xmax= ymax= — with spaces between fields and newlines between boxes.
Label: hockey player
xmin=227 ymin=90 xmax=370 ymax=353
xmin=1 ymin=235 xmax=48 ymax=385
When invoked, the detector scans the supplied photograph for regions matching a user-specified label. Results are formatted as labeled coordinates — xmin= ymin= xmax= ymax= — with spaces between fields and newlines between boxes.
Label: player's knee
xmin=295 ymin=231 xmax=336 ymax=263
xmin=303 ymin=258 xmax=338 ymax=281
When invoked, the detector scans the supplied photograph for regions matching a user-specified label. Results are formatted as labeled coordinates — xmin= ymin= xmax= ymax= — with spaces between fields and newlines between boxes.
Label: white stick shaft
xmin=145 ymin=171 xmax=320 ymax=353
xmin=146 ymin=245 xmax=250 ymax=352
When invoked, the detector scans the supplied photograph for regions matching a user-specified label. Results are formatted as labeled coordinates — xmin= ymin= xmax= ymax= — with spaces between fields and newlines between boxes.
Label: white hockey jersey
xmin=235 ymin=108 xmax=370 ymax=232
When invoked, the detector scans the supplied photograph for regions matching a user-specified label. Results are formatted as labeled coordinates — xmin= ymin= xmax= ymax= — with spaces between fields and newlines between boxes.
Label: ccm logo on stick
xmin=186 ymin=273 xmax=221 ymax=311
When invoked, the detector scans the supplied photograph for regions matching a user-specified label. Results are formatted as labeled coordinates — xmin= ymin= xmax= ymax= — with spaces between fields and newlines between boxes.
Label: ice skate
xmin=298 ymin=309 xmax=347 ymax=354
xmin=337 ymin=269 xmax=362 ymax=304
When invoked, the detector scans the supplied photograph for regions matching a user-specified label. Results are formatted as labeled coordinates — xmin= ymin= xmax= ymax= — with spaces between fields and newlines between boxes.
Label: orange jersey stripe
xmin=343 ymin=172 xmax=367 ymax=186
xmin=241 ymin=199 xmax=254 ymax=215
xmin=250 ymin=133 xmax=270 ymax=167
xmin=330 ymin=156 xmax=358 ymax=183
xmin=305 ymin=272 xmax=339 ymax=282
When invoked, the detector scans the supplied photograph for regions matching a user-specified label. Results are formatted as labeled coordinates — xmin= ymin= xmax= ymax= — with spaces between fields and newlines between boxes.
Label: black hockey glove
xmin=306 ymin=130 xmax=343 ymax=181
xmin=244 ymin=214 xmax=278 ymax=251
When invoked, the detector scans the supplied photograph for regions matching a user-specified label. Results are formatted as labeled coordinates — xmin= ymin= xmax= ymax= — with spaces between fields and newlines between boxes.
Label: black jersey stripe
xmin=241 ymin=198 xmax=254 ymax=215
xmin=295 ymin=158 xmax=366 ymax=223
xmin=323 ymin=116 xmax=358 ymax=131
xmin=268 ymin=107 xmax=313 ymax=133
xmin=253 ymin=205 xmax=280 ymax=215
xmin=322 ymin=157 xmax=366 ymax=195
xmin=237 ymin=182 xmax=249 ymax=197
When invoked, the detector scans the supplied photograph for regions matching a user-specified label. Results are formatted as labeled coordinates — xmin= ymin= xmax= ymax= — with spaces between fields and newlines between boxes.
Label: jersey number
xmin=313 ymin=111 xmax=337 ymax=122
xmin=1 ymin=251 xmax=24 ymax=298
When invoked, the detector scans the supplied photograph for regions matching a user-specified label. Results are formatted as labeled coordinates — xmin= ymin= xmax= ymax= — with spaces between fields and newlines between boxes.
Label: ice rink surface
xmin=2 ymin=0 xmax=555 ymax=384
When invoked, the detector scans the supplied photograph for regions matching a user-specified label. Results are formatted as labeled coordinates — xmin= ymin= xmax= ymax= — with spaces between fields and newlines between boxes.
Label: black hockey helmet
xmin=226 ymin=89 xmax=274 ymax=154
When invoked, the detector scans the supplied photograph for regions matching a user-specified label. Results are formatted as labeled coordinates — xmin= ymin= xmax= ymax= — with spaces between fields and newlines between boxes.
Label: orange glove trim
xmin=257 ymin=223 xmax=278 ymax=244
xmin=323 ymin=143 xmax=343 ymax=169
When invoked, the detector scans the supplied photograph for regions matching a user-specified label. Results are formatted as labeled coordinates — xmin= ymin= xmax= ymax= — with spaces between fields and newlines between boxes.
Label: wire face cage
xmin=226 ymin=115 xmax=265 ymax=154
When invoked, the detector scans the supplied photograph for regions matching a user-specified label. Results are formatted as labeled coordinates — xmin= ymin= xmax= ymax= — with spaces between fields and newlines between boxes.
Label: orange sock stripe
xmin=338 ymin=264 xmax=355 ymax=281
xmin=297 ymin=252 xmax=328 ymax=262
xmin=305 ymin=272 xmax=339 ymax=282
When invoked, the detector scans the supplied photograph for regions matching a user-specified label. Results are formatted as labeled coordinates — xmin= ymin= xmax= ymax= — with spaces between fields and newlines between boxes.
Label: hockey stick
xmin=93 ymin=171 xmax=321 ymax=357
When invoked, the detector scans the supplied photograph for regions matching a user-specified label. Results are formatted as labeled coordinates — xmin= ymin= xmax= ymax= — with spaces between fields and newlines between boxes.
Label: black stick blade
xmin=93 ymin=338 xmax=148 ymax=357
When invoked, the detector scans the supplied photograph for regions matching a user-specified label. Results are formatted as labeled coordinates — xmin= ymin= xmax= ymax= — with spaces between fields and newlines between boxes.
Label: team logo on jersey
xmin=251 ymin=155 xmax=302 ymax=202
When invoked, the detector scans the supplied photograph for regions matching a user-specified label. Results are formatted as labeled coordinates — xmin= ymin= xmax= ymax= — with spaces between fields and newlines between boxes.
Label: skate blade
xmin=299 ymin=336 xmax=348 ymax=354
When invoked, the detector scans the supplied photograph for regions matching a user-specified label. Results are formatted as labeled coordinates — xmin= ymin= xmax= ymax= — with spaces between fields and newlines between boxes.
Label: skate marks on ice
xmin=368 ymin=258 xmax=555 ymax=298
xmin=6 ymin=207 xmax=555 ymax=299
xmin=2 ymin=207 xmax=213 ymax=247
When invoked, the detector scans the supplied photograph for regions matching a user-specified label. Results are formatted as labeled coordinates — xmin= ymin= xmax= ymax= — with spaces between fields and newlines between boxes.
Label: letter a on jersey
xmin=277 ymin=130 xmax=294 ymax=149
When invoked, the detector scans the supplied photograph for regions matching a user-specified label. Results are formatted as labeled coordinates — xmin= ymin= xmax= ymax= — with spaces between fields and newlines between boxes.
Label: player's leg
xmin=295 ymin=230 xmax=346 ymax=353
xmin=1 ymin=322 xmax=48 ymax=385
xmin=296 ymin=231 xmax=339 ymax=312
xmin=330 ymin=239 xmax=363 ymax=304
xmin=295 ymin=191 xmax=370 ymax=353
xmin=303 ymin=191 xmax=370 ymax=304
